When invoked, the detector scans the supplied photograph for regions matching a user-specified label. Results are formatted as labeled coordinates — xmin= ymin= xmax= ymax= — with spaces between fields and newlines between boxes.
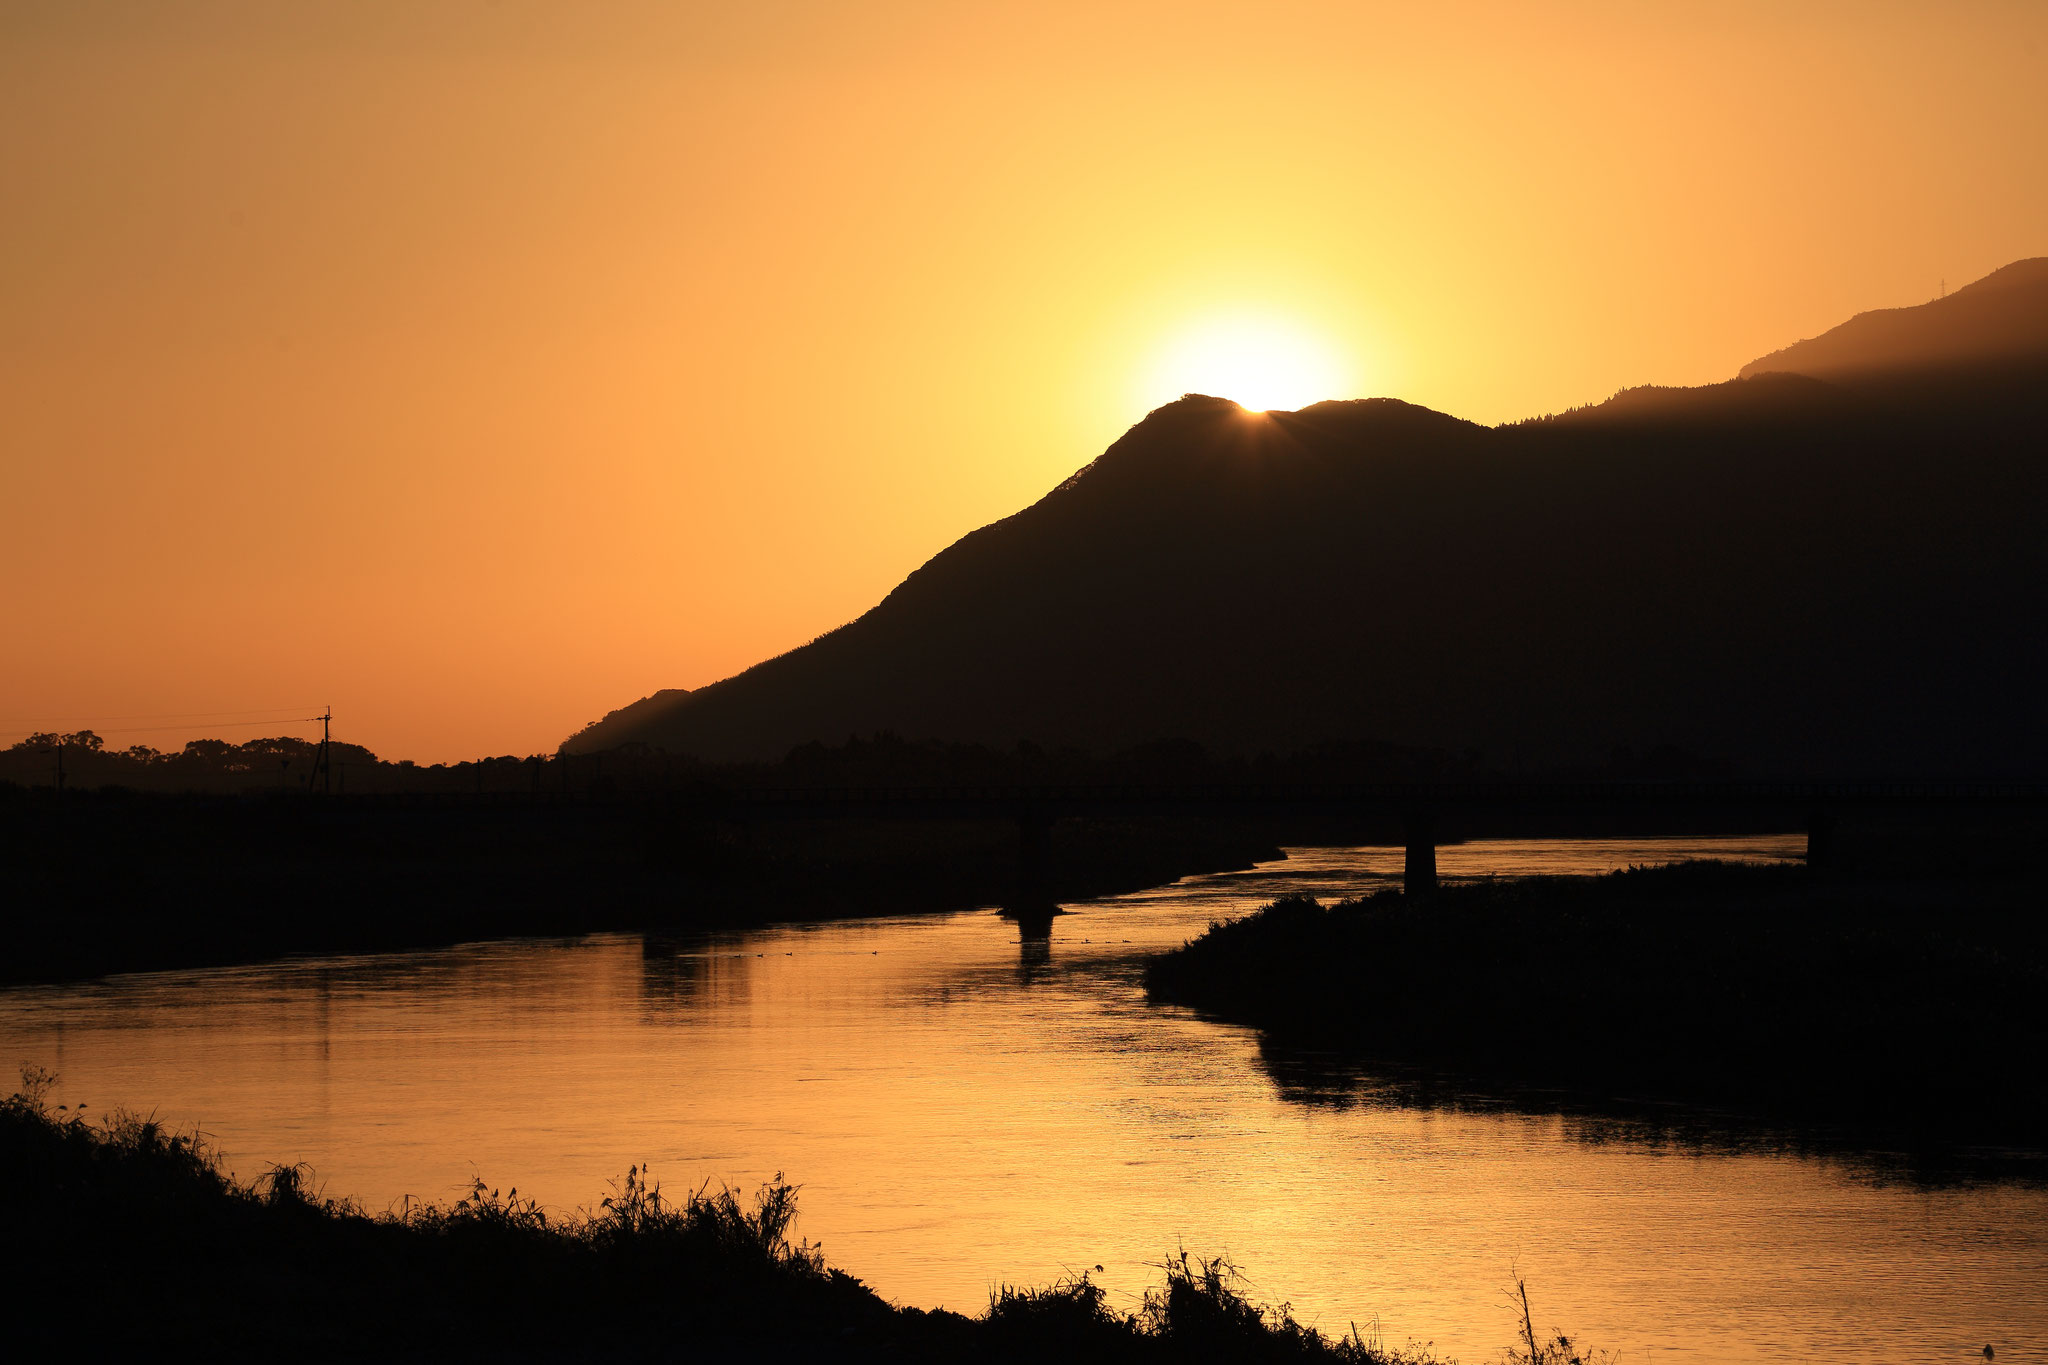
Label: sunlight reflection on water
xmin=2 ymin=836 xmax=2042 ymax=1363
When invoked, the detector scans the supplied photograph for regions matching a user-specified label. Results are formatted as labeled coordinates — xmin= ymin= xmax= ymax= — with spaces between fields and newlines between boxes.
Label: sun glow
xmin=1140 ymin=315 xmax=1352 ymax=413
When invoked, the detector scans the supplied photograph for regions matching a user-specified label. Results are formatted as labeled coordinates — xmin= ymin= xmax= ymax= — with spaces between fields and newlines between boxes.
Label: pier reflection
xmin=1004 ymin=899 xmax=1060 ymax=981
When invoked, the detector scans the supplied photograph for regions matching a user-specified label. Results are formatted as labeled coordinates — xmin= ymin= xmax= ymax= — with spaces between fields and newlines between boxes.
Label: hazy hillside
xmin=567 ymin=261 xmax=2048 ymax=775
xmin=1739 ymin=257 xmax=2048 ymax=384
xmin=570 ymin=687 xmax=691 ymax=755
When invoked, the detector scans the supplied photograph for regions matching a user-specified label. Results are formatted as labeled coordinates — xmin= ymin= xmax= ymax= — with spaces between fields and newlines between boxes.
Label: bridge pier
xmin=1403 ymin=810 xmax=1438 ymax=900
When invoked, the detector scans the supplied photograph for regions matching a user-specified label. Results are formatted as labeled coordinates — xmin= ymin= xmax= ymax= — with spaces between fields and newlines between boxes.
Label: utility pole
xmin=36 ymin=737 xmax=68 ymax=792
xmin=307 ymin=706 xmax=333 ymax=796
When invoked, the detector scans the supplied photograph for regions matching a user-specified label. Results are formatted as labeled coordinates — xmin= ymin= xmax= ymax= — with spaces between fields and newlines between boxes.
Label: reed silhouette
xmin=2 ymin=1067 xmax=1476 ymax=1362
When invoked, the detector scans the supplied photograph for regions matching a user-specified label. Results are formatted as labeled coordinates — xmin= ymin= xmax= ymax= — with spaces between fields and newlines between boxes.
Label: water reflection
xmin=2 ymin=837 xmax=2043 ymax=1364
xmin=1251 ymin=1035 xmax=2048 ymax=1187
xmin=637 ymin=935 xmax=712 ymax=1010
xmin=1005 ymin=900 xmax=1061 ymax=982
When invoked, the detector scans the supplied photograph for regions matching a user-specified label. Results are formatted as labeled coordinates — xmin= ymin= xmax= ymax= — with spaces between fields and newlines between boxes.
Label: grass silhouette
xmin=3 ymin=1066 xmax=1466 ymax=1361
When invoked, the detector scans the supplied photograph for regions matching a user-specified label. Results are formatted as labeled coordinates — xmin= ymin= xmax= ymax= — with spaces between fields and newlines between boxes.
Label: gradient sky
xmin=4 ymin=0 xmax=2043 ymax=762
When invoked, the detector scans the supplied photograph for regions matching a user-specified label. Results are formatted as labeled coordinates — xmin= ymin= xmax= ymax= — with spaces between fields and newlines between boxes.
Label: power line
xmin=0 ymin=712 xmax=323 ymax=732
xmin=7 ymin=717 xmax=329 ymax=739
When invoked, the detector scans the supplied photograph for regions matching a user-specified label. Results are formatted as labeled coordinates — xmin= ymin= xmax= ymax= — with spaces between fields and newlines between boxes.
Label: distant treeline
xmin=0 ymin=728 xmax=1719 ymax=799
xmin=2 ymin=730 xmax=387 ymax=794
xmin=0 ymin=731 xmax=1312 ymax=984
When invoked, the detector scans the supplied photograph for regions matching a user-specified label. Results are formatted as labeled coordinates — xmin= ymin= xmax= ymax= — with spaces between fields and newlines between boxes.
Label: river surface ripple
xmin=3 ymin=837 xmax=2042 ymax=1363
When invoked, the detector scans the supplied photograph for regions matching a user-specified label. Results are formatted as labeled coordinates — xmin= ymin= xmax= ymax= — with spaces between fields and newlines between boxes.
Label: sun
xmin=1140 ymin=314 xmax=1351 ymax=413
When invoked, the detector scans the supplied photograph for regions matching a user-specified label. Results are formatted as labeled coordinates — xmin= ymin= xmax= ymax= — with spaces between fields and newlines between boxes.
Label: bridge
xmin=686 ymin=778 xmax=2048 ymax=900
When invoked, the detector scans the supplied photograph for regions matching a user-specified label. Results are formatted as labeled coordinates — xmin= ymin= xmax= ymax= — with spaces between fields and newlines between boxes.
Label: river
xmin=3 ymin=836 xmax=2042 ymax=1362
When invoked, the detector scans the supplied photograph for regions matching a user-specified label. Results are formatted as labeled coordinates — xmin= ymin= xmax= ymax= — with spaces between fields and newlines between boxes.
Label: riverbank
xmin=1145 ymin=861 xmax=2048 ymax=1150
xmin=1 ymin=1070 xmax=1494 ymax=1362
xmin=0 ymin=784 xmax=1280 ymax=985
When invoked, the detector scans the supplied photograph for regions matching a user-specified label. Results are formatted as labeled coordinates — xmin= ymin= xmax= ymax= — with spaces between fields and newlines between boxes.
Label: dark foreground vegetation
xmin=0 ymin=1070 xmax=1623 ymax=1363
xmin=1147 ymin=861 xmax=2048 ymax=1154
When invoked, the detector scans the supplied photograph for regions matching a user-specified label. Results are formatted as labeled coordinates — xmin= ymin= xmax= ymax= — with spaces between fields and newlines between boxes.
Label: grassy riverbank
xmin=1146 ymin=861 xmax=2048 ymax=1149
xmin=0 ymin=1070 xmax=1512 ymax=1363
xmin=0 ymin=784 xmax=1279 ymax=985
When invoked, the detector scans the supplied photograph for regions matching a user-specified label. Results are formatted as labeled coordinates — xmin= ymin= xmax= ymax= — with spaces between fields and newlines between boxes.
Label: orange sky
xmin=4 ymin=0 xmax=2044 ymax=763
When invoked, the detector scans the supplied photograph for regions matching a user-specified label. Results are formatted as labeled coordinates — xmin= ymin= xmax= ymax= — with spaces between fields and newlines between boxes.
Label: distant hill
xmin=571 ymin=687 xmax=691 ymax=755
xmin=1739 ymin=257 xmax=2048 ymax=385
xmin=568 ymin=261 xmax=2048 ymax=776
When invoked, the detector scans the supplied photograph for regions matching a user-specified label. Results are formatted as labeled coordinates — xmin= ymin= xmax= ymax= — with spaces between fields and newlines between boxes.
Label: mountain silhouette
xmin=1740 ymin=257 xmax=2048 ymax=386
xmin=571 ymin=261 xmax=2048 ymax=776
